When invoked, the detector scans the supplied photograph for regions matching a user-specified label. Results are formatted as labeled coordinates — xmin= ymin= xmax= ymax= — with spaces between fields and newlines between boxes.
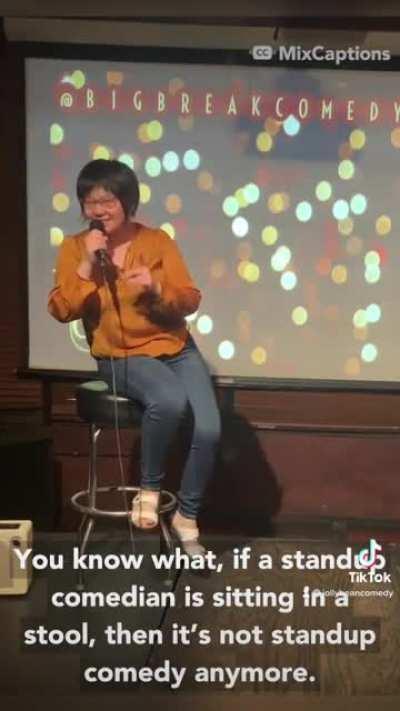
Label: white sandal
xmin=131 ymin=490 xmax=160 ymax=529
xmin=171 ymin=513 xmax=206 ymax=556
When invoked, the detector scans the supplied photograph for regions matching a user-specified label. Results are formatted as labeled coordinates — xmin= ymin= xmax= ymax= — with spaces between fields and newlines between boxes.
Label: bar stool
xmin=71 ymin=380 xmax=176 ymax=586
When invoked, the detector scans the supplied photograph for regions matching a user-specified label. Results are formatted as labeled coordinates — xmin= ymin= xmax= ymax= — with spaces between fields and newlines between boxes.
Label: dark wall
xmin=0 ymin=33 xmax=40 ymax=408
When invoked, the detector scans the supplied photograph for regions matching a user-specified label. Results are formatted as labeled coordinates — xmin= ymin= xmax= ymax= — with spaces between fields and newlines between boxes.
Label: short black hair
xmin=76 ymin=159 xmax=140 ymax=218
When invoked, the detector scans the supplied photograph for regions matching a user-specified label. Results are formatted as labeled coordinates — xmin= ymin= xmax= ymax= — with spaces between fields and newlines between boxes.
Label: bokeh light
xmin=296 ymin=201 xmax=313 ymax=222
xmin=268 ymin=193 xmax=289 ymax=213
xmin=375 ymin=215 xmax=391 ymax=236
xmin=235 ymin=188 xmax=249 ymax=208
xmin=197 ymin=171 xmax=213 ymax=191
xmin=147 ymin=120 xmax=163 ymax=141
xmin=271 ymin=246 xmax=291 ymax=272
xmin=280 ymin=271 xmax=297 ymax=290
xmin=364 ymin=250 xmax=380 ymax=267
xmin=242 ymin=262 xmax=260 ymax=282
xmin=139 ymin=183 xmax=151 ymax=204
xmin=390 ymin=127 xmax=400 ymax=148
xmin=183 ymin=149 xmax=200 ymax=170
xmin=118 ymin=153 xmax=134 ymax=169
xmin=332 ymin=199 xmax=350 ymax=220
xmin=232 ymin=216 xmax=249 ymax=238
xmin=71 ymin=70 xmax=85 ymax=89
xmin=50 ymin=227 xmax=64 ymax=246
xmin=251 ymin=347 xmax=268 ymax=365
xmin=344 ymin=357 xmax=361 ymax=376
xmin=243 ymin=183 xmax=260 ymax=204
xmin=338 ymin=160 xmax=355 ymax=180
xmin=165 ymin=194 xmax=182 ymax=214
xmin=162 ymin=151 xmax=180 ymax=172
xmin=106 ymin=71 xmax=123 ymax=86
xmin=338 ymin=217 xmax=354 ymax=236
xmin=52 ymin=193 xmax=70 ymax=212
xmin=366 ymin=303 xmax=381 ymax=323
xmin=50 ymin=124 xmax=64 ymax=145
xmin=316 ymin=257 xmax=332 ymax=276
xmin=263 ymin=117 xmax=280 ymax=135
xmin=353 ymin=309 xmax=368 ymax=328
xmin=349 ymin=129 xmax=366 ymax=150
xmin=361 ymin=343 xmax=378 ymax=363
xmin=283 ymin=115 xmax=301 ymax=136
xmin=160 ymin=222 xmax=175 ymax=239
xmin=237 ymin=260 xmax=250 ymax=279
xmin=197 ymin=315 xmax=213 ymax=334
xmin=185 ymin=310 xmax=198 ymax=323
xmin=331 ymin=265 xmax=348 ymax=284
xmin=350 ymin=193 xmax=368 ymax=215
xmin=145 ymin=156 xmax=162 ymax=177
xmin=292 ymin=306 xmax=308 ymax=326
xmin=223 ymin=196 xmax=239 ymax=217
xmin=93 ymin=145 xmax=112 ymax=160
xmin=256 ymin=132 xmax=273 ymax=152
xmin=137 ymin=123 xmax=151 ymax=143
xmin=261 ymin=225 xmax=278 ymax=246
xmin=315 ymin=181 xmax=332 ymax=201
xmin=218 ymin=340 xmax=235 ymax=359
xmin=364 ymin=264 xmax=381 ymax=284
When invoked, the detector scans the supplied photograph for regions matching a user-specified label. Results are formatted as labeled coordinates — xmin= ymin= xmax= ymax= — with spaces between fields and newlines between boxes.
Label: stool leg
xmin=159 ymin=515 xmax=175 ymax=587
xmin=78 ymin=513 xmax=88 ymax=547
xmin=76 ymin=424 xmax=101 ymax=589
xmin=89 ymin=424 xmax=101 ymax=509
xmin=76 ymin=517 xmax=95 ymax=590
xmin=159 ymin=515 xmax=174 ymax=555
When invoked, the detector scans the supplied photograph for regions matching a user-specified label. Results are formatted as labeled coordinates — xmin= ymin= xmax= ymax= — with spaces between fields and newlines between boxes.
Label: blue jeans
xmin=97 ymin=337 xmax=221 ymax=518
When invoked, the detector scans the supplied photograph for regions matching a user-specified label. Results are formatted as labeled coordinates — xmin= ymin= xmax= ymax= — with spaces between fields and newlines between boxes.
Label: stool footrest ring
xmin=71 ymin=486 xmax=176 ymax=519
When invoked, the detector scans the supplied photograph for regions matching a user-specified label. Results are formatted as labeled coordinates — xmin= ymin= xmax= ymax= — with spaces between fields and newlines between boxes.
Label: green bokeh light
xmin=145 ymin=156 xmax=161 ymax=177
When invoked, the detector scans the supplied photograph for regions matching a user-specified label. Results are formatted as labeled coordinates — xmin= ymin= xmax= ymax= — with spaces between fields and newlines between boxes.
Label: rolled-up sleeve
xmin=48 ymin=236 xmax=98 ymax=322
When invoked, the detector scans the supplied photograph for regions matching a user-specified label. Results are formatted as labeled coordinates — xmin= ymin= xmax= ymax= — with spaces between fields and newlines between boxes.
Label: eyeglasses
xmin=83 ymin=197 xmax=118 ymax=209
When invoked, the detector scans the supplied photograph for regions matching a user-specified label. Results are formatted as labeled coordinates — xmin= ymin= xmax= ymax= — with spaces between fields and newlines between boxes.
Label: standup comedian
xmin=48 ymin=159 xmax=221 ymax=554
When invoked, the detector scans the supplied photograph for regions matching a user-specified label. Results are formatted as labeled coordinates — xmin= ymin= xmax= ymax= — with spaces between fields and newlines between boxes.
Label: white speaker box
xmin=0 ymin=520 xmax=33 ymax=595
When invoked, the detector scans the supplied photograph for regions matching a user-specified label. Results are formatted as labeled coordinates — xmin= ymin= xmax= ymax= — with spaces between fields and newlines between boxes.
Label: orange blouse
xmin=48 ymin=224 xmax=201 ymax=358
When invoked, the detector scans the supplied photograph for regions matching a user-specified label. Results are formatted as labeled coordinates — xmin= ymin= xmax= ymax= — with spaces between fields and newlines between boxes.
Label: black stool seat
xmin=76 ymin=380 xmax=143 ymax=427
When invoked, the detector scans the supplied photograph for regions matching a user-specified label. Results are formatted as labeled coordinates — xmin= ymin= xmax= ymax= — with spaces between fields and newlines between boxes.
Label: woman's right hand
xmin=77 ymin=228 xmax=108 ymax=280
xmin=84 ymin=228 xmax=108 ymax=263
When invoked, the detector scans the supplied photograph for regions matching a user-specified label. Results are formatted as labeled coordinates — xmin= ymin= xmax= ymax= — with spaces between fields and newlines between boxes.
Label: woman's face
xmin=82 ymin=186 xmax=127 ymax=234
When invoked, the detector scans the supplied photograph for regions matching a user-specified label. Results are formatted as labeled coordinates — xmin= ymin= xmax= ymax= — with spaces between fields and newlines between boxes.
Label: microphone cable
xmin=90 ymin=220 xmax=136 ymax=553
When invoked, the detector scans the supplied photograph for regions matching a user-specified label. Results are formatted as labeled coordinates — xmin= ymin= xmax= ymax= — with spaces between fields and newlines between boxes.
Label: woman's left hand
xmin=122 ymin=265 xmax=153 ymax=289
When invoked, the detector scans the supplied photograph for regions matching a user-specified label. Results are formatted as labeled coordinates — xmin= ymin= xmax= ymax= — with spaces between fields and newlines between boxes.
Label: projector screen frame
xmin=17 ymin=39 xmax=400 ymax=393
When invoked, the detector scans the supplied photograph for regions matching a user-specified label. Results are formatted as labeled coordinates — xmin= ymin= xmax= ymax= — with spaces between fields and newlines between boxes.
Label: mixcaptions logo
xmin=250 ymin=45 xmax=391 ymax=65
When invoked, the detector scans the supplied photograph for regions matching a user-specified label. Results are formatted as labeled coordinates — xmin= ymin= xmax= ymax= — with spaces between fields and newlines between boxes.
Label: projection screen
xmin=25 ymin=56 xmax=400 ymax=382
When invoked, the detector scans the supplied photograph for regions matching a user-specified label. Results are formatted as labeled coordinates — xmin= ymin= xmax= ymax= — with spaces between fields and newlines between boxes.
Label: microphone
xmin=89 ymin=219 xmax=108 ymax=266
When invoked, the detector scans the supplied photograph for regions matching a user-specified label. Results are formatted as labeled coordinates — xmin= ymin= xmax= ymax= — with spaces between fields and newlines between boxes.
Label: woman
xmin=48 ymin=159 xmax=221 ymax=553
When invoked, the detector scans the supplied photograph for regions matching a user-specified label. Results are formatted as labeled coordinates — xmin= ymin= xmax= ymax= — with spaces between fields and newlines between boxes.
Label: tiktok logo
xmin=356 ymin=538 xmax=386 ymax=571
